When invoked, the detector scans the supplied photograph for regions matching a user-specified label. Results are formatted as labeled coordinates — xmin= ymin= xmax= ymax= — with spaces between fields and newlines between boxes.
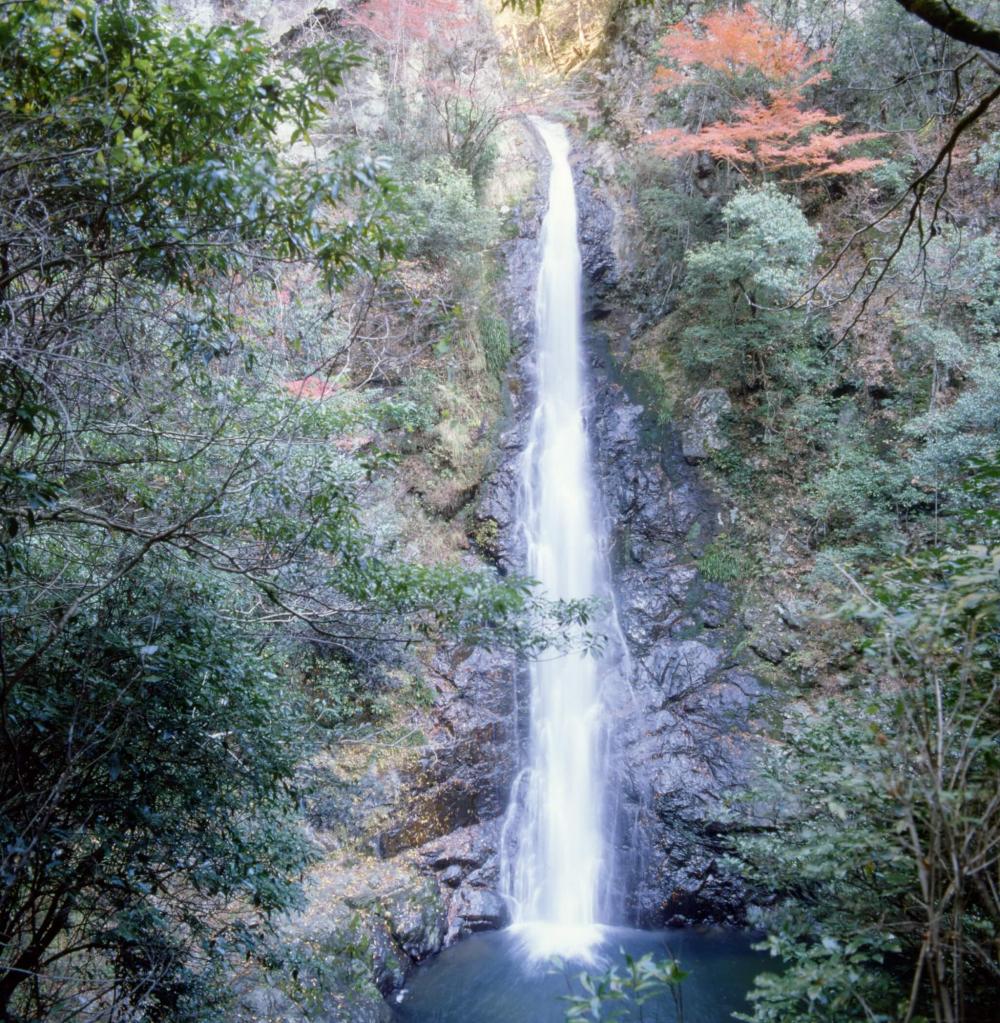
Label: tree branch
xmin=894 ymin=0 xmax=1000 ymax=55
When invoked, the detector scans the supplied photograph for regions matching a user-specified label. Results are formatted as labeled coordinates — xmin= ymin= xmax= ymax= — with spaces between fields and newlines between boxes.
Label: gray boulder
xmin=681 ymin=389 xmax=732 ymax=464
xmin=382 ymin=879 xmax=447 ymax=962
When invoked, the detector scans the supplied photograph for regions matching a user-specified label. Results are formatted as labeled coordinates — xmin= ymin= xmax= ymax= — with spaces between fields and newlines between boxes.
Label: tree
xmin=679 ymin=184 xmax=819 ymax=390
xmin=426 ymin=48 xmax=507 ymax=193
xmin=892 ymin=0 xmax=1000 ymax=54
xmin=0 ymin=4 xmax=392 ymax=1016
xmin=345 ymin=0 xmax=470 ymax=87
xmin=649 ymin=5 xmax=882 ymax=181
xmin=0 ymin=562 xmax=309 ymax=1022
xmin=735 ymin=461 xmax=1000 ymax=1023
xmin=347 ymin=0 xmax=469 ymax=48
xmin=503 ymin=0 xmax=1000 ymax=56
xmin=805 ymin=0 xmax=1000 ymax=332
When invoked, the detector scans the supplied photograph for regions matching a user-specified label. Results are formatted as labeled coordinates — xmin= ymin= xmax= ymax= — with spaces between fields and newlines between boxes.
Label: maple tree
xmin=344 ymin=0 xmax=471 ymax=93
xmin=649 ymin=5 xmax=882 ymax=180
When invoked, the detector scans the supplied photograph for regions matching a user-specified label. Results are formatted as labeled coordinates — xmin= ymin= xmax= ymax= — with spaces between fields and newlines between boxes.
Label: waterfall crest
xmin=500 ymin=118 xmax=612 ymax=960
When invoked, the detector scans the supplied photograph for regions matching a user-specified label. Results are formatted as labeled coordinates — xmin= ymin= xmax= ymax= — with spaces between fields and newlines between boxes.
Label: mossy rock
xmin=381 ymin=876 xmax=447 ymax=961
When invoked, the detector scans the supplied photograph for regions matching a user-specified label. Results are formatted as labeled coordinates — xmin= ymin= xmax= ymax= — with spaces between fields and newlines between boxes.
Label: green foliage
xmin=561 ymin=950 xmax=688 ymax=1022
xmin=688 ymin=187 xmax=819 ymax=301
xmin=699 ymin=534 xmax=757 ymax=583
xmin=398 ymin=156 xmax=499 ymax=261
xmin=808 ymin=443 xmax=917 ymax=549
xmin=887 ymin=234 xmax=1000 ymax=506
xmin=435 ymin=94 xmax=502 ymax=193
xmin=906 ymin=344 xmax=1000 ymax=491
xmin=829 ymin=0 xmax=994 ymax=131
xmin=639 ymin=187 xmax=711 ymax=261
xmin=276 ymin=914 xmax=387 ymax=1014
xmin=386 ymin=368 xmax=442 ymax=432
xmin=959 ymin=233 xmax=1000 ymax=344
xmin=735 ymin=461 xmax=1000 ymax=1023
xmin=379 ymin=391 xmax=441 ymax=434
xmin=637 ymin=185 xmax=713 ymax=311
xmin=680 ymin=185 xmax=818 ymax=390
xmin=867 ymin=156 xmax=917 ymax=198
xmin=708 ymin=445 xmax=757 ymax=490
xmin=303 ymin=656 xmax=390 ymax=729
xmin=471 ymin=515 xmax=502 ymax=560
xmin=734 ymin=704 xmax=913 ymax=1022
xmin=0 ymin=558 xmax=311 ymax=1021
xmin=479 ymin=312 xmax=513 ymax=378
xmin=0 ymin=0 xmax=398 ymax=295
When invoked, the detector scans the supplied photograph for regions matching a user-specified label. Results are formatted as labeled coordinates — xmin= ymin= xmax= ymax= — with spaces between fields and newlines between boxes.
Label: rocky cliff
xmin=389 ymin=130 xmax=765 ymax=941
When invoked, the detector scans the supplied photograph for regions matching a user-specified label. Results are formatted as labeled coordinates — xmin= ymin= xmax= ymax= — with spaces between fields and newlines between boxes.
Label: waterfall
xmin=501 ymin=118 xmax=614 ymax=960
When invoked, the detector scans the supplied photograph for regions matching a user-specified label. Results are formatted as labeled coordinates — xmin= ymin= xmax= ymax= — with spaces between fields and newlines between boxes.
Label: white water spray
xmin=501 ymin=119 xmax=612 ymax=960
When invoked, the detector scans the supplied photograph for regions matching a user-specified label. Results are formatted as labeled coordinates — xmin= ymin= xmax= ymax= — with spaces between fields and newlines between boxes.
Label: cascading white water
xmin=502 ymin=119 xmax=610 ymax=959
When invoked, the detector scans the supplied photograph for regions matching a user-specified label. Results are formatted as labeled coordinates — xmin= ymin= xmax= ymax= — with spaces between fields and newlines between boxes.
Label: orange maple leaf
xmin=651 ymin=4 xmax=882 ymax=180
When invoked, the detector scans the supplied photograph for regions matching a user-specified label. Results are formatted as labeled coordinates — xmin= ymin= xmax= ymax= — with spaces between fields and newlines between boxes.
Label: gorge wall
xmin=385 ymin=128 xmax=763 ymax=946
xmin=170 ymin=4 xmax=774 ymax=1020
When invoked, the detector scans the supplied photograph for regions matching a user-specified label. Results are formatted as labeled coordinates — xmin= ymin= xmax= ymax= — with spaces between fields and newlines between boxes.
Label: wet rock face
xmin=367 ymin=644 xmax=518 ymax=941
xmin=574 ymin=159 xmax=760 ymax=927
xmin=383 ymin=879 xmax=448 ymax=961
xmin=361 ymin=128 xmax=760 ymax=956
xmin=681 ymin=388 xmax=733 ymax=465
xmin=375 ymin=648 xmax=516 ymax=859
xmin=418 ymin=820 xmax=509 ymax=941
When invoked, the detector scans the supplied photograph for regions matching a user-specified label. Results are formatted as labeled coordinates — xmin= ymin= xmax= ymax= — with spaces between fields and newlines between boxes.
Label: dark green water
xmin=389 ymin=926 xmax=765 ymax=1023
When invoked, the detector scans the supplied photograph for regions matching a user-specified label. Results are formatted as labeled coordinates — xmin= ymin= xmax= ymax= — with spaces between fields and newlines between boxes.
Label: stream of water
xmin=498 ymin=116 xmax=610 ymax=960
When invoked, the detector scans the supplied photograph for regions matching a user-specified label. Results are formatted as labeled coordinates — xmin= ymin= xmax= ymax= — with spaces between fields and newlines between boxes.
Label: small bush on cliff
xmin=906 ymin=345 xmax=1000 ymax=490
xmin=679 ymin=185 xmax=818 ymax=392
xmin=398 ymin=156 xmax=498 ymax=262
xmin=700 ymin=534 xmax=757 ymax=583
xmin=807 ymin=442 xmax=918 ymax=550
